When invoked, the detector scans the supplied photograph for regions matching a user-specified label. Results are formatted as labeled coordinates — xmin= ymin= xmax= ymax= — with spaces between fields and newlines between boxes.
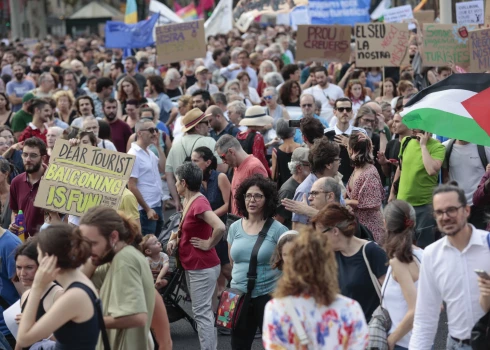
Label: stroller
xmin=158 ymin=212 xmax=198 ymax=333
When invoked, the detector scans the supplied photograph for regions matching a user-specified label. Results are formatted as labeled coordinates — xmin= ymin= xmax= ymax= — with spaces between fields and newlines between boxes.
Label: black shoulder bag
xmin=215 ymin=218 xmax=274 ymax=331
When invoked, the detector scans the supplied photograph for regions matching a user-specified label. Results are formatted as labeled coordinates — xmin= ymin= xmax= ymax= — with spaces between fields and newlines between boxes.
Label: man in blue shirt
xmin=146 ymin=75 xmax=177 ymax=125
xmin=0 ymin=227 xmax=22 ymax=348
xmin=294 ymin=94 xmax=329 ymax=144
xmin=6 ymin=64 xmax=35 ymax=112
xmin=206 ymin=106 xmax=239 ymax=141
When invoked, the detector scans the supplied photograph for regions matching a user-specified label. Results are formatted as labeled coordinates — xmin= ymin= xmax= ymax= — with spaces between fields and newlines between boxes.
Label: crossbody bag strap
xmin=246 ymin=217 xmax=274 ymax=292
xmin=362 ymin=242 xmax=382 ymax=301
xmin=95 ymin=299 xmax=111 ymax=350
xmin=285 ymin=298 xmax=309 ymax=345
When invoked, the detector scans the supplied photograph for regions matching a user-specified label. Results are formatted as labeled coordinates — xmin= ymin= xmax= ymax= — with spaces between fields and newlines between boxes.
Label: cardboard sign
xmin=413 ymin=10 xmax=435 ymax=25
xmin=422 ymin=23 xmax=478 ymax=68
xmin=296 ymin=25 xmax=351 ymax=62
xmin=469 ymin=28 xmax=490 ymax=72
xmin=384 ymin=5 xmax=413 ymax=23
xmin=355 ymin=23 xmax=410 ymax=68
xmin=485 ymin=0 xmax=490 ymax=26
xmin=34 ymin=140 xmax=135 ymax=216
xmin=155 ymin=20 xmax=206 ymax=65
xmin=456 ymin=0 xmax=484 ymax=25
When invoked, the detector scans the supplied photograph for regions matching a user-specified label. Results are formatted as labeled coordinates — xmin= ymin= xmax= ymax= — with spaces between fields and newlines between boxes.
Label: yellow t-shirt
xmin=118 ymin=188 xmax=140 ymax=221
xmin=91 ymin=245 xmax=155 ymax=350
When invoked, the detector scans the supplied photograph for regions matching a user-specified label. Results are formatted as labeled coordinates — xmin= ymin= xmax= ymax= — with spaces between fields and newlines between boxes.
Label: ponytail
xmin=118 ymin=210 xmax=142 ymax=249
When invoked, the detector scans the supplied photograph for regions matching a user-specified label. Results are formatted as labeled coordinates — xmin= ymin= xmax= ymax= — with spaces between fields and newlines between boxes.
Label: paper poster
xmin=308 ymin=0 xmax=370 ymax=25
xmin=155 ymin=20 xmax=206 ymax=65
xmin=422 ymin=24 xmax=478 ymax=68
xmin=456 ymin=0 xmax=484 ymax=25
xmin=469 ymin=28 xmax=490 ymax=72
xmin=34 ymin=140 xmax=135 ymax=216
xmin=3 ymin=300 xmax=20 ymax=339
xmin=355 ymin=23 xmax=410 ymax=68
xmin=204 ymin=0 xmax=233 ymax=37
xmin=290 ymin=6 xmax=310 ymax=31
xmin=384 ymin=5 xmax=414 ymax=23
xmin=413 ymin=10 xmax=435 ymax=25
xmin=485 ymin=0 xmax=490 ymax=26
xmin=296 ymin=25 xmax=351 ymax=62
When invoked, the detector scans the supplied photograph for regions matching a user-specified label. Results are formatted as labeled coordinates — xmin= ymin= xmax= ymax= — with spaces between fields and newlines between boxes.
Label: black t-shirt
xmin=325 ymin=130 xmax=353 ymax=182
xmin=336 ymin=242 xmax=387 ymax=322
xmin=166 ymin=87 xmax=183 ymax=101
xmin=276 ymin=176 xmax=299 ymax=229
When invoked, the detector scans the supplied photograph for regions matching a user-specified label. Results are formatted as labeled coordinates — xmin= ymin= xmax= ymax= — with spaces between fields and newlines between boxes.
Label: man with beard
xmin=70 ymin=59 xmax=87 ymax=88
xmin=128 ymin=119 xmax=166 ymax=235
xmin=146 ymin=75 xmax=177 ymax=125
xmin=63 ymin=70 xmax=86 ymax=99
xmin=206 ymin=105 xmax=239 ymax=141
xmin=116 ymin=56 xmax=146 ymax=96
xmin=324 ymin=97 xmax=367 ymax=183
xmin=92 ymin=77 xmax=113 ymax=119
xmin=6 ymin=64 xmax=35 ymax=112
xmin=110 ymin=62 xmax=124 ymax=82
xmin=9 ymin=137 xmax=48 ymax=236
xmin=103 ymin=98 xmax=132 ymax=152
xmin=79 ymin=206 xmax=155 ymax=350
xmin=410 ymin=184 xmax=490 ymax=349
xmin=18 ymin=99 xmax=51 ymax=143
xmin=191 ymin=89 xmax=211 ymax=112
xmin=71 ymin=95 xmax=97 ymax=129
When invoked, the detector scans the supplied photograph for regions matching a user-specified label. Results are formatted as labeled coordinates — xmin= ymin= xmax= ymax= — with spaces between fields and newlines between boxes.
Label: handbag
xmin=364 ymin=242 xmax=392 ymax=350
xmin=215 ymin=217 xmax=274 ymax=331
xmin=470 ymin=234 xmax=490 ymax=350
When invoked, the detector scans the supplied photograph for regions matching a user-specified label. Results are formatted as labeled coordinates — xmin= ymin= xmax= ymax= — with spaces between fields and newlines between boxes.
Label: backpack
xmin=158 ymin=211 xmax=182 ymax=247
xmin=238 ymin=131 xmax=256 ymax=155
xmin=182 ymin=136 xmax=203 ymax=162
xmin=444 ymin=139 xmax=488 ymax=170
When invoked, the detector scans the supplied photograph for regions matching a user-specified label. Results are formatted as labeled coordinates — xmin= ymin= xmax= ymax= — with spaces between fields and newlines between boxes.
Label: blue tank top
xmin=200 ymin=170 xmax=226 ymax=223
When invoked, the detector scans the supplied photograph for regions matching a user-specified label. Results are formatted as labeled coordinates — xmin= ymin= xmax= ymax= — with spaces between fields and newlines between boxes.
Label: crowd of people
xmin=0 ymin=18 xmax=489 ymax=350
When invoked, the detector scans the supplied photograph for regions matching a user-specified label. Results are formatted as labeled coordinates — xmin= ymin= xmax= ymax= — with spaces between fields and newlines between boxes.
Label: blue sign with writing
xmin=309 ymin=0 xmax=371 ymax=26
xmin=105 ymin=13 xmax=159 ymax=49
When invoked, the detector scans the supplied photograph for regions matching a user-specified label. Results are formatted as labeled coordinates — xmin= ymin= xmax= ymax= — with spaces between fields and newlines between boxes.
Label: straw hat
xmin=181 ymin=108 xmax=207 ymax=133
xmin=239 ymin=106 xmax=274 ymax=127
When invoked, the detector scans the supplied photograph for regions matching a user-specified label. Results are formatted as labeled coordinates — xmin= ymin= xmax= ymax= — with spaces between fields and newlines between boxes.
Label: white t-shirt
xmin=97 ymin=139 xmax=117 ymax=151
xmin=442 ymin=141 xmax=490 ymax=206
xmin=303 ymin=83 xmax=344 ymax=124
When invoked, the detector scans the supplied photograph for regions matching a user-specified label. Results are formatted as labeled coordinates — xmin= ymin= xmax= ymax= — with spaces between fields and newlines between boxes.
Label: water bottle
xmin=15 ymin=210 xmax=25 ymax=242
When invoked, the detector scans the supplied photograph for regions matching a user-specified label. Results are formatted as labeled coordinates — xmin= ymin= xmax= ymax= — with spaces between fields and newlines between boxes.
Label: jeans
xmin=414 ymin=204 xmax=437 ymax=248
xmin=394 ymin=346 xmax=408 ymax=350
xmin=446 ymin=335 xmax=472 ymax=350
xmin=231 ymin=294 xmax=271 ymax=350
xmin=139 ymin=205 xmax=164 ymax=236
xmin=185 ymin=265 xmax=220 ymax=350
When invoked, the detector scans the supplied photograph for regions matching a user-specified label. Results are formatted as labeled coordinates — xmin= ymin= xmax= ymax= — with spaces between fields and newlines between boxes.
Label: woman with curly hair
xmin=311 ymin=203 xmax=387 ymax=323
xmin=346 ymin=133 xmax=385 ymax=242
xmin=228 ymin=173 xmax=288 ymax=350
xmin=262 ymin=227 xmax=369 ymax=349
xmin=279 ymin=80 xmax=301 ymax=107
xmin=382 ymin=200 xmax=423 ymax=350
xmin=344 ymin=79 xmax=370 ymax=116
xmin=117 ymin=76 xmax=147 ymax=115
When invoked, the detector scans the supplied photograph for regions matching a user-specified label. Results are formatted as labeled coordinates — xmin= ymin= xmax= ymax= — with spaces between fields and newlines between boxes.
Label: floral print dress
xmin=262 ymin=294 xmax=368 ymax=349
xmin=346 ymin=164 xmax=385 ymax=242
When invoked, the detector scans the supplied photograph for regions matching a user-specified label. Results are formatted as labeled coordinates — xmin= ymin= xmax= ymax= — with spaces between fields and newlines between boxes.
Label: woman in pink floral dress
xmin=345 ymin=133 xmax=385 ymax=242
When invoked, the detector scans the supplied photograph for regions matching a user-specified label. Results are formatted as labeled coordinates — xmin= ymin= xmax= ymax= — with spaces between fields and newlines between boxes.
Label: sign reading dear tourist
xmin=155 ymin=20 xmax=206 ymax=65
xmin=296 ymin=25 xmax=351 ymax=62
xmin=469 ymin=28 xmax=490 ymax=72
xmin=456 ymin=0 xmax=484 ymax=25
xmin=422 ymin=24 xmax=478 ymax=68
xmin=34 ymin=140 xmax=135 ymax=216
xmin=355 ymin=23 xmax=410 ymax=68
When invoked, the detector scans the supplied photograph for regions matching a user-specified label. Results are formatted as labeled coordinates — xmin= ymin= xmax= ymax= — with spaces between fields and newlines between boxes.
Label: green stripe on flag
xmin=403 ymin=108 xmax=490 ymax=146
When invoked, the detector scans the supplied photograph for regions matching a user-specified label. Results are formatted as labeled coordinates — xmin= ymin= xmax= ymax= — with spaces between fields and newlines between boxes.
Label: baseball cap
xmin=291 ymin=147 xmax=309 ymax=164
xmin=22 ymin=92 xmax=36 ymax=103
xmin=89 ymin=65 xmax=100 ymax=72
xmin=195 ymin=66 xmax=208 ymax=74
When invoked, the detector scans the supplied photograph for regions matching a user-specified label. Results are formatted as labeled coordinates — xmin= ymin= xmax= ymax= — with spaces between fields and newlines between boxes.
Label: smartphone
xmin=289 ymin=120 xmax=301 ymax=128
xmin=475 ymin=269 xmax=490 ymax=280
xmin=388 ymin=159 xmax=399 ymax=164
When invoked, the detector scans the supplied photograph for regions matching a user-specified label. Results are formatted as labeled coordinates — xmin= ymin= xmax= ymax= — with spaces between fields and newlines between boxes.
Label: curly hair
xmin=279 ymin=80 xmax=301 ymax=106
xmin=383 ymin=200 xmax=416 ymax=264
xmin=273 ymin=227 xmax=339 ymax=306
xmin=348 ymin=132 xmax=374 ymax=167
xmin=299 ymin=116 xmax=324 ymax=144
xmin=344 ymin=79 xmax=367 ymax=101
xmin=311 ymin=203 xmax=357 ymax=238
xmin=235 ymin=174 xmax=278 ymax=219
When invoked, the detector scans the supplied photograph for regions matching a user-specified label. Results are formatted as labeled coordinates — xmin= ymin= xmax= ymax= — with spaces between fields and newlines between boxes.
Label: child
xmin=270 ymin=230 xmax=298 ymax=270
xmin=141 ymin=234 xmax=169 ymax=289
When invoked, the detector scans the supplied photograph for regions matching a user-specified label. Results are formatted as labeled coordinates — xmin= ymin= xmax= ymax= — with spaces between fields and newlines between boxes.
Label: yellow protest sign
xmin=34 ymin=140 xmax=135 ymax=216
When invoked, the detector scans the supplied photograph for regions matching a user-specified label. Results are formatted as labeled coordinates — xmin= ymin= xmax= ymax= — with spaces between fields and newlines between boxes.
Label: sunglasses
xmin=263 ymin=95 xmax=274 ymax=100
xmin=140 ymin=127 xmax=157 ymax=134
xmin=336 ymin=107 xmax=352 ymax=113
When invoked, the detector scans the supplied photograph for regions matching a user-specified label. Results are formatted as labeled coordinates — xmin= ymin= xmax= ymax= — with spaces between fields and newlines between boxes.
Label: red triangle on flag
xmin=461 ymin=86 xmax=490 ymax=136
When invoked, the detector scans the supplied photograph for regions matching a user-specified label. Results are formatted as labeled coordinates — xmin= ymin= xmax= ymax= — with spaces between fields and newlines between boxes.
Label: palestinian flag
xmin=401 ymin=73 xmax=490 ymax=147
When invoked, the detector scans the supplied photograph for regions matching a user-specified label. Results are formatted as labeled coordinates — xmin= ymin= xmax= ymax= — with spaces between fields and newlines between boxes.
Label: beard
xmin=105 ymin=112 xmax=116 ymax=121
xmin=91 ymin=241 xmax=115 ymax=266
xmin=363 ymin=127 xmax=373 ymax=138
xmin=438 ymin=219 xmax=466 ymax=237
xmin=15 ymin=73 xmax=23 ymax=80
xmin=25 ymin=161 xmax=42 ymax=174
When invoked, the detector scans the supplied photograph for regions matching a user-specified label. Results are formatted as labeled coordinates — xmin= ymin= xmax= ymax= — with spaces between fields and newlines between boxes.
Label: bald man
xmin=206 ymin=105 xmax=240 ymax=141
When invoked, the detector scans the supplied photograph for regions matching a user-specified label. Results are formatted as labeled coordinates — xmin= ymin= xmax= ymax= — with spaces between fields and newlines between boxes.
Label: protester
xmin=52 ymin=90 xmax=77 ymax=125
xmin=279 ymin=80 xmax=301 ymax=107
xmin=0 ymin=92 xmax=13 ymax=127
xmin=228 ymin=174 xmax=288 ymax=349
xmin=262 ymin=87 xmax=289 ymax=127
xmin=147 ymin=75 xmax=177 ymax=125
xmin=6 ymin=64 xmax=35 ymax=112
xmin=206 ymin=105 xmax=239 ymax=141
xmin=82 ymin=116 xmax=117 ymax=151
xmin=11 ymin=92 xmax=35 ymax=139
xmin=102 ymin=98 xmax=132 ymax=152
xmin=271 ymin=119 xmax=299 ymax=189
xmin=118 ymin=76 xmax=147 ymax=117
xmin=269 ymin=230 xmax=298 ymax=271
xmin=262 ymin=227 xmax=369 ymax=349
xmin=46 ymin=126 xmax=63 ymax=157
xmin=71 ymin=95 xmax=95 ymax=129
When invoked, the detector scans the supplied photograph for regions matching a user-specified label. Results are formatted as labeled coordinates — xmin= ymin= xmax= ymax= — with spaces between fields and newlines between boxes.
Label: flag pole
xmin=382 ymin=66 xmax=385 ymax=95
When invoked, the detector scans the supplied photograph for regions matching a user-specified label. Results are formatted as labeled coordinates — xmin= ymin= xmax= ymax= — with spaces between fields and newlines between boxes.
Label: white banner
xmin=149 ymin=0 xmax=183 ymax=25
xmin=290 ymin=6 xmax=310 ymax=31
xmin=384 ymin=5 xmax=413 ymax=23
xmin=205 ymin=0 xmax=233 ymax=37
xmin=456 ymin=0 xmax=484 ymax=25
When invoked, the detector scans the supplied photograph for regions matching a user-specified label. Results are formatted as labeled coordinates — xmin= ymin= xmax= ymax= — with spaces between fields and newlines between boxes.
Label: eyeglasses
xmin=220 ymin=149 xmax=229 ymax=161
xmin=245 ymin=193 xmax=265 ymax=201
xmin=301 ymin=103 xmax=313 ymax=108
xmin=21 ymin=153 xmax=41 ymax=159
xmin=308 ymin=190 xmax=331 ymax=198
xmin=140 ymin=127 xmax=157 ymax=134
xmin=263 ymin=95 xmax=274 ymax=100
xmin=433 ymin=205 xmax=464 ymax=218
xmin=336 ymin=107 xmax=352 ymax=113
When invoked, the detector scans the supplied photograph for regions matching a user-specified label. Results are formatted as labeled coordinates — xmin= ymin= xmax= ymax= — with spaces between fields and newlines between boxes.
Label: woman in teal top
xmin=227 ymin=174 xmax=288 ymax=350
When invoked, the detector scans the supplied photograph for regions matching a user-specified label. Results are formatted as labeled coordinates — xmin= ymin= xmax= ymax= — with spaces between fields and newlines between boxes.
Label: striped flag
xmin=125 ymin=0 xmax=138 ymax=24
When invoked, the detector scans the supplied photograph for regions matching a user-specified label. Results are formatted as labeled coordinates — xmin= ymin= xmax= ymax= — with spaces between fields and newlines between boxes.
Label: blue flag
xmin=105 ymin=13 xmax=159 ymax=49
xmin=309 ymin=0 xmax=371 ymax=26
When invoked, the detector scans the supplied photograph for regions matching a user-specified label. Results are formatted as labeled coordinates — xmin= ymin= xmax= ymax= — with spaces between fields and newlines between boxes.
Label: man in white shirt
xmin=82 ymin=117 xmax=117 ymax=151
xmin=186 ymin=66 xmax=219 ymax=96
xmin=303 ymin=66 xmax=344 ymax=124
xmin=410 ymin=184 xmax=490 ymax=350
xmin=220 ymin=50 xmax=258 ymax=89
xmin=128 ymin=119 xmax=166 ymax=235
